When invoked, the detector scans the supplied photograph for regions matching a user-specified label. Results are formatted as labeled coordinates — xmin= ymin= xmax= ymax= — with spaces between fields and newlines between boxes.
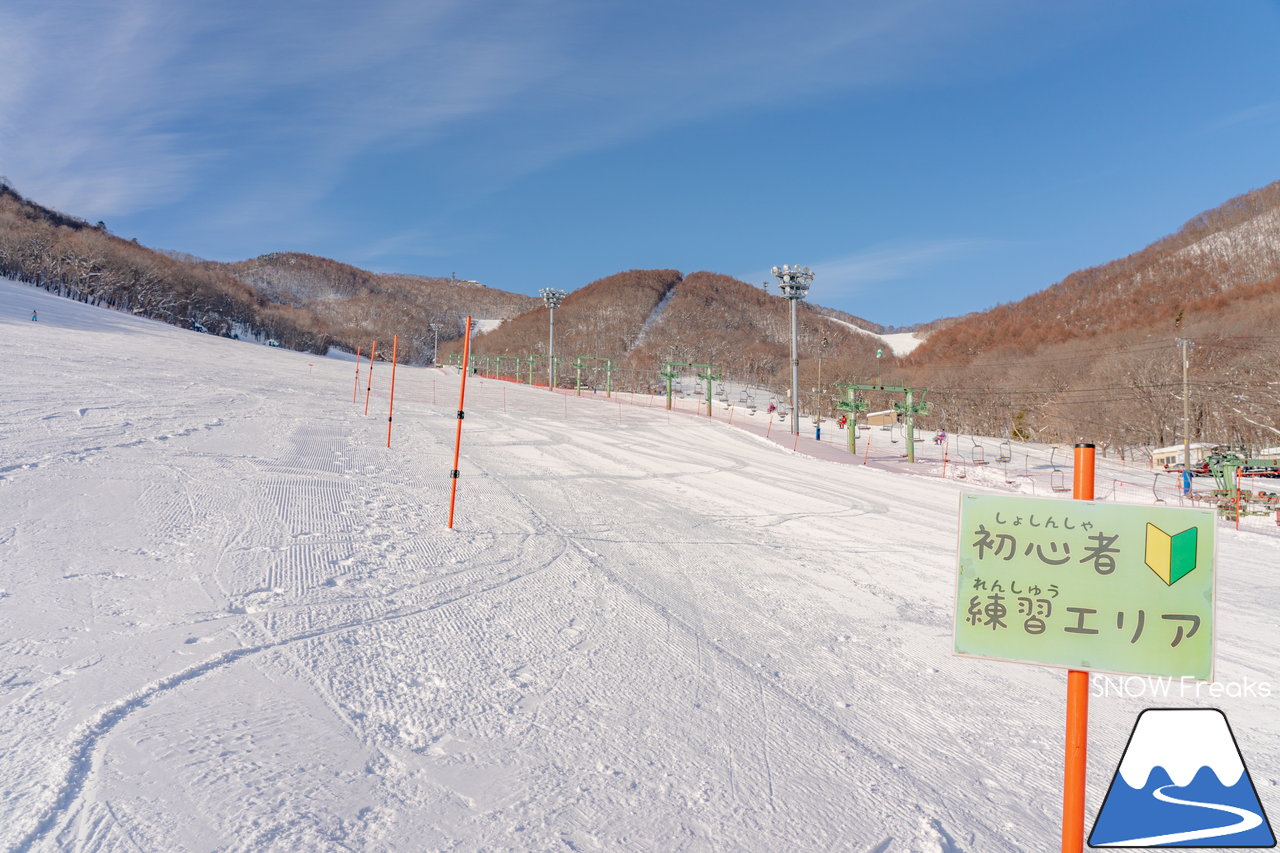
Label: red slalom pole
xmin=386 ymin=335 xmax=399 ymax=448
xmin=364 ymin=340 xmax=377 ymax=415
xmin=1062 ymin=442 xmax=1095 ymax=852
xmin=353 ymin=346 xmax=362 ymax=404
xmin=447 ymin=317 xmax=473 ymax=529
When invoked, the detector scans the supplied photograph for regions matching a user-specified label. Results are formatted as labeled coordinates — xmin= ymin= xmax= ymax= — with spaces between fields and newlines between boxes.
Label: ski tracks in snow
xmin=456 ymin=404 xmax=1004 ymax=850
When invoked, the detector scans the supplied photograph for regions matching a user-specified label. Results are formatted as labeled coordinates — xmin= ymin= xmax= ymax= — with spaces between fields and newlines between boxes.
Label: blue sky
xmin=3 ymin=0 xmax=1279 ymax=326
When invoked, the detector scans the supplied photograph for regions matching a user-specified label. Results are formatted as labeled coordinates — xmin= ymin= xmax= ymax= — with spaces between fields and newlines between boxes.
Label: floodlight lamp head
xmin=778 ymin=280 xmax=810 ymax=300
xmin=539 ymin=288 xmax=567 ymax=309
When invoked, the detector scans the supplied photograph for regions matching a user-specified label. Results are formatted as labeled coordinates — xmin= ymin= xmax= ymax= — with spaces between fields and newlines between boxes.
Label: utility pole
xmin=1178 ymin=338 xmax=1193 ymax=472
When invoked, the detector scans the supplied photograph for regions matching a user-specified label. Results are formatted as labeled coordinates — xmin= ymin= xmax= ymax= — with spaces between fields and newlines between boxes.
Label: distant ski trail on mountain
xmin=632 ymin=283 xmax=677 ymax=349
xmin=1105 ymin=784 xmax=1263 ymax=846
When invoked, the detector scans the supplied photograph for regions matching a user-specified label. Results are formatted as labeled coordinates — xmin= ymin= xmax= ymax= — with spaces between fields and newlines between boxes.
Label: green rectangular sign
xmin=954 ymin=494 xmax=1216 ymax=680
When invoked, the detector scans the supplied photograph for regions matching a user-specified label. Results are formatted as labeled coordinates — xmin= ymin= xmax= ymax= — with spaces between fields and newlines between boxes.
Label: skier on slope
xmin=31 ymin=310 xmax=38 ymax=321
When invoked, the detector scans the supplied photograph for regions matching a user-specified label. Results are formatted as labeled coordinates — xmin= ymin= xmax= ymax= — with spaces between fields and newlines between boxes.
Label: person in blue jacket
xmin=31 ymin=310 xmax=38 ymax=321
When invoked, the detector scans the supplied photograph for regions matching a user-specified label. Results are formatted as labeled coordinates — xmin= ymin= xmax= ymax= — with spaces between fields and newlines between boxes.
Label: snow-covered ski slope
xmin=1 ymin=278 xmax=1277 ymax=852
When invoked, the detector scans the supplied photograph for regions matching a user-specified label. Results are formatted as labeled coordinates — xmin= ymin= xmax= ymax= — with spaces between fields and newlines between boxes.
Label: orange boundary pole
xmin=1062 ymin=442 xmax=1095 ymax=852
xmin=863 ymin=430 xmax=872 ymax=465
xmin=364 ymin=340 xmax=377 ymax=415
xmin=447 ymin=317 xmax=472 ymax=529
xmin=353 ymin=346 xmax=362 ymax=404
xmin=941 ymin=435 xmax=949 ymax=477
xmin=386 ymin=335 xmax=399 ymax=448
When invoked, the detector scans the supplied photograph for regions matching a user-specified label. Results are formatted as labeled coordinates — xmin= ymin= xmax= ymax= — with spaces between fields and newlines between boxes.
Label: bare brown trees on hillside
xmin=0 ymin=186 xmax=539 ymax=360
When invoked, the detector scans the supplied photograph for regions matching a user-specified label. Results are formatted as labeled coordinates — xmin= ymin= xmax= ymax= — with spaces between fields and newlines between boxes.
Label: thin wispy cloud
xmin=744 ymin=239 xmax=1008 ymax=298
xmin=0 ymin=0 xmax=563 ymax=218
xmin=1205 ymin=101 xmax=1280 ymax=133
xmin=0 ymin=0 xmax=1047 ymax=223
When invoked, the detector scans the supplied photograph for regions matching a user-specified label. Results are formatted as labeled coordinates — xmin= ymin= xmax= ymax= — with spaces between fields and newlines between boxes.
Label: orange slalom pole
xmin=353 ymin=346 xmax=362 ymax=404
xmin=386 ymin=335 xmax=399 ymax=448
xmin=1062 ymin=442 xmax=1095 ymax=852
xmin=447 ymin=317 xmax=473 ymax=529
xmin=364 ymin=340 xmax=377 ymax=415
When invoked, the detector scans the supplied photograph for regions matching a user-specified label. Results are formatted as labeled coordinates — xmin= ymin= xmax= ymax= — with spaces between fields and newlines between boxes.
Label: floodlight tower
xmin=539 ymin=288 xmax=567 ymax=389
xmin=771 ymin=264 xmax=814 ymax=436
xmin=428 ymin=323 xmax=441 ymax=365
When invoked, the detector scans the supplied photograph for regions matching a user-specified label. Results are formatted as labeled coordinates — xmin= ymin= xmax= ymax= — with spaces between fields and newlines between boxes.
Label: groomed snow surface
xmin=1 ymin=279 xmax=1277 ymax=852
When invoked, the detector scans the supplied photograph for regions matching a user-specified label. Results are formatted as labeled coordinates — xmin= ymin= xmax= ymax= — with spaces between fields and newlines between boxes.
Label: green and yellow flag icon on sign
xmin=1144 ymin=524 xmax=1198 ymax=586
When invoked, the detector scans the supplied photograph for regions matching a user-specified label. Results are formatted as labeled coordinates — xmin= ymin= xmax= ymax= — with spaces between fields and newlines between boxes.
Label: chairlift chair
xmin=998 ymin=439 xmax=1012 ymax=464
xmin=971 ymin=442 xmax=988 ymax=465
xmin=1051 ymin=469 xmax=1070 ymax=493
xmin=738 ymin=390 xmax=749 ymax=404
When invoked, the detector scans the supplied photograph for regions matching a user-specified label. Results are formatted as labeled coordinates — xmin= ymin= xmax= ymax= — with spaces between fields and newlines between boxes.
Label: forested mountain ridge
xmin=911 ymin=181 xmax=1280 ymax=362
xmin=0 ymin=182 xmax=535 ymax=362
xmin=442 ymin=270 xmax=893 ymax=392
xmin=904 ymin=180 xmax=1280 ymax=451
